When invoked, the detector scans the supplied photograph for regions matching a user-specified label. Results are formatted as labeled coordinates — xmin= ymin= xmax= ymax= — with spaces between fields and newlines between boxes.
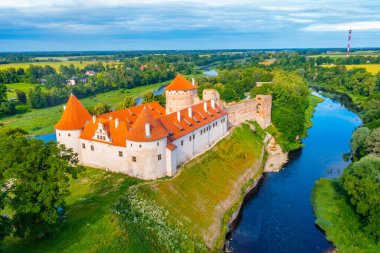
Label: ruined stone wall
xmin=222 ymin=95 xmax=272 ymax=129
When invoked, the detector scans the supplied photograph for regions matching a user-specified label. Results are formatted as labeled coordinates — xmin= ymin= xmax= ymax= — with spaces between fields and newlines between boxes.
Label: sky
xmin=0 ymin=0 xmax=379 ymax=51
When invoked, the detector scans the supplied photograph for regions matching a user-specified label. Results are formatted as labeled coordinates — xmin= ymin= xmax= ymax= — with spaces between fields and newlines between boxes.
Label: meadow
xmin=308 ymin=50 xmax=380 ymax=59
xmin=5 ymin=82 xmax=46 ymax=98
xmin=117 ymin=123 xmax=265 ymax=251
xmin=0 ymin=82 xmax=164 ymax=136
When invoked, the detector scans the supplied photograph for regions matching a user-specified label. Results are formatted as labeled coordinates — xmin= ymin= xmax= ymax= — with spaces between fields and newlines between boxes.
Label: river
xmin=226 ymin=93 xmax=362 ymax=253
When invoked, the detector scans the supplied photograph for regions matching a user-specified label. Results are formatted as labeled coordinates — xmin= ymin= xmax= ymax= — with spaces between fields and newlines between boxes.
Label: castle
xmin=55 ymin=75 xmax=271 ymax=179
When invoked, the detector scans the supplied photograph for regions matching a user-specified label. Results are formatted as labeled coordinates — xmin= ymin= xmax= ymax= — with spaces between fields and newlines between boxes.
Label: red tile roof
xmin=166 ymin=143 xmax=177 ymax=151
xmin=165 ymin=75 xmax=198 ymax=91
xmin=158 ymin=100 xmax=226 ymax=142
xmin=125 ymin=106 xmax=169 ymax=142
xmin=80 ymin=118 xmax=128 ymax=147
xmin=55 ymin=94 xmax=92 ymax=130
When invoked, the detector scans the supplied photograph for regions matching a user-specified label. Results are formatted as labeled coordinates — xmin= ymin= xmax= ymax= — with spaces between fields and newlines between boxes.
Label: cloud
xmin=303 ymin=21 xmax=380 ymax=31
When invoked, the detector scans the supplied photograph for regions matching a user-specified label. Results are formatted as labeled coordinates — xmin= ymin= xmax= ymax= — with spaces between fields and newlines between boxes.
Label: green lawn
xmin=312 ymin=178 xmax=380 ymax=253
xmin=4 ymin=168 xmax=142 ymax=253
xmin=0 ymin=61 xmax=118 ymax=72
xmin=5 ymin=82 xmax=46 ymax=99
xmin=118 ymin=124 xmax=265 ymax=251
xmin=0 ymin=82 xmax=164 ymax=136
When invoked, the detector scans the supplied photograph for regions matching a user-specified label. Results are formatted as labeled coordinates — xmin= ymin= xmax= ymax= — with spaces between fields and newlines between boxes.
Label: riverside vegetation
xmin=310 ymin=61 xmax=380 ymax=251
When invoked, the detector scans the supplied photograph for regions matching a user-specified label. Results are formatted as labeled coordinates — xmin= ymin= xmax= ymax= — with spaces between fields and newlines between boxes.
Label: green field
xmin=5 ymin=82 xmax=46 ymax=99
xmin=312 ymin=178 xmax=380 ymax=253
xmin=119 ymin=124 xmax=265 ymax=251
xmin=0 ymin=82 xmax=164 ymax=136
xmin=4 ymin=168 xmax=142 ymax=253
xmin=0 ymin=61 xmax=118 ymax=72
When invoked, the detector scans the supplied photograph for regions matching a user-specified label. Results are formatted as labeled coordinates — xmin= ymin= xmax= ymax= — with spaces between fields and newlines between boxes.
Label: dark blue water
xmin=228 ymin=95 xmax=361 ymax=253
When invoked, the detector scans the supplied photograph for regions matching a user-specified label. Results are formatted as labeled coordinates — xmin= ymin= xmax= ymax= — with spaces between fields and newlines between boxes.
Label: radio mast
xmin=346 ymin=29 xmax=352 ymax=57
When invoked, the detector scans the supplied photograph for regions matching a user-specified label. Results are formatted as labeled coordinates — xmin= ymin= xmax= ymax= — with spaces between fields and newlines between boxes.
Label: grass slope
xmin=0 ymin=82 xmax=164 ymax=135
xmin=119 ymin=124 xmax=265 ymax=251
xmin=312 ymin=178 xmax=380 ymax=253
xmin=4 ymin=168 xmax=142 ymax=253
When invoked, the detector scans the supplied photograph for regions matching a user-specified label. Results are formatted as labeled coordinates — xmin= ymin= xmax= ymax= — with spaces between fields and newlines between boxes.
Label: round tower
xmin=55 ymin=94 xmax=92 ymax=160
xmin=165 ymin=75 xmax=198 ymax=114
xmin=125 ymin=107 xmax=169 ymax=179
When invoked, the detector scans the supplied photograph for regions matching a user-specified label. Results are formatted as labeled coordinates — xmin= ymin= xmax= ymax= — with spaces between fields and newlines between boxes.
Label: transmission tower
xmin=346 ymin=29 xmax=352 ymax=57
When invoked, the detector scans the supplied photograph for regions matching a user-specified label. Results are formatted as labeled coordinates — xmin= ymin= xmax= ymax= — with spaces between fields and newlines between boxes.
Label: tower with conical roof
xmin=125 ymin=107 xmax=170 ymax=179
xmin=165 ymin=75 xmax=198 ymax=114
xmin=55 ymin=94 xmax=91 ymax=160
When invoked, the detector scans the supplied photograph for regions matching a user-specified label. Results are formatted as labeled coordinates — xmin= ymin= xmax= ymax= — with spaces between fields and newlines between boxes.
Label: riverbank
xmin=114 ymin=123 xmax=266 ymax=252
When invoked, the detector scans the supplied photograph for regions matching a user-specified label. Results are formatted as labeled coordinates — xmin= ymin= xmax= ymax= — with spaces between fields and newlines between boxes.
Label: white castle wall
xmin=56 ymin=129 xmax=83 ymax=161
xmin=126 ymin=137 xmax=167 ymax=180
xmin=80 ymin=140 xmax=128 ymax=173
xmin=165 ymin=89 xmax=197 ymax=114
xmin=172 ymin=115 xmax=228 ymax=167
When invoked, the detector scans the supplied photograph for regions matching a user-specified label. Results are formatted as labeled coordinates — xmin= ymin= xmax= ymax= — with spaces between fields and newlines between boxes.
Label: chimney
xmin=192 ymin=77 xmax=195 ymax=86
xmin=177 ymin=111 xmax=181 ymax=122
xmin=204 ymin=101 xmax=208 ymax=112
xmin=115 ymin=118 xmax=119 ymax=129
xmin=145 ymin=123 xmax=150 ymax=138
xmin=92 ymin=115 xmax=96 ymax=124
xmin=63 ymin=106 xmax=66 ymax=111
xmin=188 ymin=107 xmax=193 ymax=118
xmin=211 ymin=99 xmax=215 ymax=109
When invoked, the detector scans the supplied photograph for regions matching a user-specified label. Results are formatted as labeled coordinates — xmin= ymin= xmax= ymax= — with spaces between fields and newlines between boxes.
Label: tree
xmin=15 ymin=89 xmax=27 ymax=104
xmin=350 ymin=127 xmax=371 ymax=161
xmin=114 ymin=96 xmax=136 ymax=110
xmin=93 ymin=102 xmax=111 ymax=115
xmin=366 ymin=128 xmax=380 ymax=155
xmin=0 ymin=128 xmax=82 ymax=244
xmin=142 ymin=90 xmax=155 ymax=104
xmin=0 ymin=84 xmax=6 ymax=102
xmin=28 ymin=86 xmax=47 ymax=109
xmin=342 ymin=155 xmax=380 ymax=240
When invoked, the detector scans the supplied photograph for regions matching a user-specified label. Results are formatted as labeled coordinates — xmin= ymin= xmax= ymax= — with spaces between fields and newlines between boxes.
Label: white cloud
xmin=303 ymin=21 xmax=380 ymax=31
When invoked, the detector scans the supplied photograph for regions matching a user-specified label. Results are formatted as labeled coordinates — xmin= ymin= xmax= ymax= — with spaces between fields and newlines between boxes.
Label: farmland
xmin=321 ymin=64 xmax=380 ymax=74
xmin=0 ymin=60 xmax=120 ymax=72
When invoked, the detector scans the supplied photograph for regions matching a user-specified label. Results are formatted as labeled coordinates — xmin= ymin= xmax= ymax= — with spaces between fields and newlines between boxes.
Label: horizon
xmin=1 ymin=0 xmax=379 ymax=51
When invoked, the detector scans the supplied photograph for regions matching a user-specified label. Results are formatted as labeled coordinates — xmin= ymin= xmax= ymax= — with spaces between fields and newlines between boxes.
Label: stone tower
xmin=165 ymin=75 xmax=198 ymax=114
xmin=255 ymin=95 xmax=272 ymax=129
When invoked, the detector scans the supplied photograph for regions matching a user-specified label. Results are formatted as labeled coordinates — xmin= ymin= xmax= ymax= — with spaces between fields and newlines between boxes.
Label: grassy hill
xmin=115 ymin=123 xmax=266 ymax=251
xmin=0 ymin=61 xmax=120 ymax=72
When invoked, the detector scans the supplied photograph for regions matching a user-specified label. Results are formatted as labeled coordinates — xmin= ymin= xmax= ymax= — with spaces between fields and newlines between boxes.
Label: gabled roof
xmin=165 ymin=75 xmax=198 ymax=91
xmin=55 ymin=94 xmax=92 ymax=130
xmin=80 ymin=118 xmax=128 ymax=147
xmin=158 ymin=100 xmax=226 ymax=142
xmin=125 ymin=107 xmax=169 ymax=142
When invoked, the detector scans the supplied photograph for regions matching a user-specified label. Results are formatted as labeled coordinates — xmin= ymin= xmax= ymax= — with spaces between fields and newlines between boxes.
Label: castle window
xmin=157 ymin=142 xmax=159 ymax=146
xmin=119 ymin=151 xmax=123 ymax=157
xmin=68 ymin=133 xmax=71 ymax=137
xmin=189 ymin=136 xmax=192 ymax=141
xmin=132 ymin=156 xmax=137 ymax=162
xmin=193 ymin=135 xmax=195 ymax=139
xmin=158 ymin=154 xmax=162 ymax=160
xmin=100 ymin=129 xmax=102 ymax=133
xmin=59 ymin=133 xmax=61 ymax=136
xmin=102 ymin=136 xmax=105 ymax=140
xmin=91 ymin=145 xmax=94 ymax=151
xmin=181 ymin=140 xmax=184 ymax=146
xmin=82 ymin=143 xmax=86 ymax=149
xmin=139 ymin=145 xmax=142 ymax=148
xmin=130 ymin=143 xmax=132 ymax=147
